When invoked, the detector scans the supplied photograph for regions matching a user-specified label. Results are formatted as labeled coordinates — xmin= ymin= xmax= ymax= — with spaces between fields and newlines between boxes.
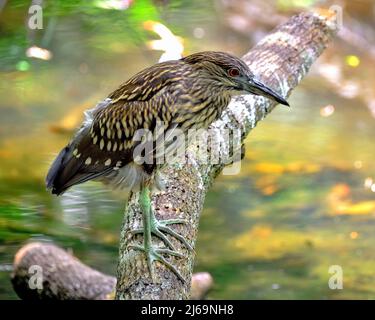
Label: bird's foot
xmin=131 ymin=215 xmax=194 ymax=252
xmin=128 ymin=244 xmax=185 ymax=282
xmin=129 ymin=211 xmax=193 ymax=282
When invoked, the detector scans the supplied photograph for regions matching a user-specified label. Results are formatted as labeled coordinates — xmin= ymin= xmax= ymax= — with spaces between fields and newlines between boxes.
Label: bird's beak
xmin=245 ymin=78 xmax=289 ymax=107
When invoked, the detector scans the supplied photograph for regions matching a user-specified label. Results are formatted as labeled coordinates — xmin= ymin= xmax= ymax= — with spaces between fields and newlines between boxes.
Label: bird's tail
xmin=46 ymin=100 xmax=116 ymax=195
xmin=46 ymin=142 xmax=105 ymax=195
xmin=46 ymin=146 xmax=70 ymax=195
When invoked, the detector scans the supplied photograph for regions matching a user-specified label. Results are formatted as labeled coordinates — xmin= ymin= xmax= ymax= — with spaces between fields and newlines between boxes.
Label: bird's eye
xmin=228 ymin=68 xmax=240 ymax=77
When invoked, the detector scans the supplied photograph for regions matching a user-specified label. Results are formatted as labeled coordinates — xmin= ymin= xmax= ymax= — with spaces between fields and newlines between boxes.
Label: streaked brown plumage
xmin=46 ymin=51 xmax=288 ymax=194
xmin=46 ymin=51 xmax=289 ymax=281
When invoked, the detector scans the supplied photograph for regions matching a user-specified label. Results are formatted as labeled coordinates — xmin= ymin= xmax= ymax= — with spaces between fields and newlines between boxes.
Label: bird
xmin=46 ymin=51 xmax=289 ymax=282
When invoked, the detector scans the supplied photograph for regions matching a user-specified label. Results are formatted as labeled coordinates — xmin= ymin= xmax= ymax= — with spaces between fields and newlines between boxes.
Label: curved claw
xmin=154 ymin=250 xmax=186 ymax=283
xmin=130 ymin=227 xmax=176 ymax=251
xmin=130 ymin=216 xmax=193 ymax=252
xmin=128 ymin=244 xmax=186 ymax=282
xmin=129 ymin=229 xmax=143 ymax=235
xmin=159 ymin=218 xmax=189 ymax=226
xmin=151 ymin=226 xmax=177 ymax=251
xmin=156 ymin=248 xmax=185 ymax=258
xmin=157 ymin=223 xmax=194 ymax=251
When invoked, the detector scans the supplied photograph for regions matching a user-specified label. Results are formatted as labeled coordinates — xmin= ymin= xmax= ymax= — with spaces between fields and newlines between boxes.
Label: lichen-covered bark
xmin=11 ymin=242 xmax=213 ymax=300
xmin=11 ymin=242 xmax=116 ymax=300
xmin=116 ymin=11 xmax=337 ymax=300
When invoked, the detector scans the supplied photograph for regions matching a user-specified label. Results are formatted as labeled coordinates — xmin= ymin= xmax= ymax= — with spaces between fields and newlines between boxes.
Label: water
xmin=1 ymin=0 xmax=375 ymax=299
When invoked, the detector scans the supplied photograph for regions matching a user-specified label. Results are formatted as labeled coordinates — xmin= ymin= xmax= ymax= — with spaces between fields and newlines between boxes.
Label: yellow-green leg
xmin=128 ymin=185 xmax=192 ymax=282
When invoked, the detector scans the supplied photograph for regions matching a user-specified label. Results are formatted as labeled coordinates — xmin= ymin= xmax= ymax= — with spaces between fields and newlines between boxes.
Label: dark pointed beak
xmin=246 ymin=78 xmax=289 ymax=107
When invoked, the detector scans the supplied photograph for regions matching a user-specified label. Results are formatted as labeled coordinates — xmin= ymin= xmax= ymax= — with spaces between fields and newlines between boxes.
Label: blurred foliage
xmin=0 ymin=0 xmax=217 ymax=71
xmin=1 ymin=0 xmax=154 ymax=70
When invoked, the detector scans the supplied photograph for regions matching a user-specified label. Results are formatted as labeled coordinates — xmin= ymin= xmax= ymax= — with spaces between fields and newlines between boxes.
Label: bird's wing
xmin=46 ymin=89 xmax=179 ymax=195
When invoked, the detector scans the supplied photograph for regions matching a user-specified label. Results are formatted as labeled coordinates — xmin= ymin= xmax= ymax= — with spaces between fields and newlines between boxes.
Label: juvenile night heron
xmin=46 ymin=51 xmax=289 ymax=281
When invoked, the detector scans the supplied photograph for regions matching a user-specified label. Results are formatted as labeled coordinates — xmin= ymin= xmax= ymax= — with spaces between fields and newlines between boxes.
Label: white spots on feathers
xmin=112 ymin=160 xmax=122 ymax=171
xmin=82 ymin=98 xmax=112 ymax=131
xmin=72 ymin=148 xmax=81 ymax=159
xmin=106 ymin=129 xmax=112 ymax=139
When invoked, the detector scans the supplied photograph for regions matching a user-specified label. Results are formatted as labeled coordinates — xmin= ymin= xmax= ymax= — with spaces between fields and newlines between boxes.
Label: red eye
xmin=228 ymin=68 xmax=240 ymax=77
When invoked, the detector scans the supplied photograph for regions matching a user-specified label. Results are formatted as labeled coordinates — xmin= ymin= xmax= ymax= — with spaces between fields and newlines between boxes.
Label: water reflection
xmin=61 ymin=190 xmax=90 ymax=228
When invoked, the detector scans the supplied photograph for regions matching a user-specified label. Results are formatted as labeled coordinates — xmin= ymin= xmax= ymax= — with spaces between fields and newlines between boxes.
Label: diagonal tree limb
xmin=116 ymin=11 xmax=338 ymax=300
xmin=10 ymin=242 xmax=213 ymax=300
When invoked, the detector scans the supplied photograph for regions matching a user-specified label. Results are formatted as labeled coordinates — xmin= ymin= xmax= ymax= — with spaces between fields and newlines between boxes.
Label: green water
xmin=1 ymin=0 xmax=375 ymax=299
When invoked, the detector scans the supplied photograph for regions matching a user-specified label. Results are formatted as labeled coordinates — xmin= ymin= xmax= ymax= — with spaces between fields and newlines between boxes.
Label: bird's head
xmin=183 ymin=51 xmax=289 ymax=106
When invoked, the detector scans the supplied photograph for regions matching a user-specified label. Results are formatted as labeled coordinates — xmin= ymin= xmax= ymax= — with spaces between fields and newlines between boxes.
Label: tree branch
xmin=12 ymin=242 xmax=115 ymax=300
xmin=11 ymin=242 xmax=213 ymax=300
xmin=115 ymin=11 xmax=337 ymax=300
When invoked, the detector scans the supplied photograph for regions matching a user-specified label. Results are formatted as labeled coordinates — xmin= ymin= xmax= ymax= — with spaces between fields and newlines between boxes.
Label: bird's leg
xmin=128 ymin=185 xmax=191 ymax=282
